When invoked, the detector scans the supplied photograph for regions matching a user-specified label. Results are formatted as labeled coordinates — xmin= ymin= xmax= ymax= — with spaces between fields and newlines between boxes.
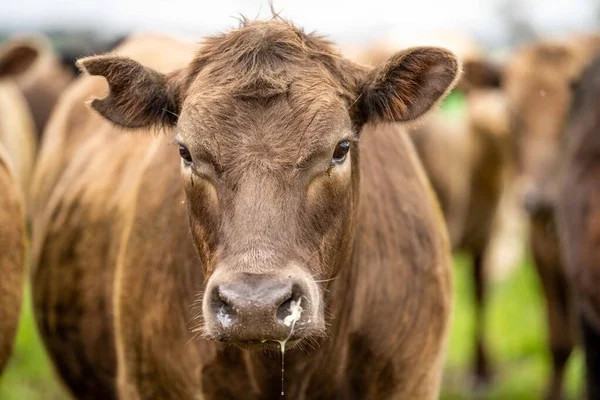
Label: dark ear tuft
xmin=77 ymin=55 xmax=183 ymax=129
xmin=356 ymin=47 xmax=460 ymax=124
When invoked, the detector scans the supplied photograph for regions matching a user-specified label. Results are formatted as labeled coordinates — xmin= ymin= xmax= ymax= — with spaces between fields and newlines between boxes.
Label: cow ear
xmin=456 ymin=59 xmax=502 ymax=93
xmin=77 ymin=55 xmax=186 ymax=128
xmin=0 ymin=37 xmax=45 ymax=78
xmin=355 ymin=47 xmax=460 ymax=125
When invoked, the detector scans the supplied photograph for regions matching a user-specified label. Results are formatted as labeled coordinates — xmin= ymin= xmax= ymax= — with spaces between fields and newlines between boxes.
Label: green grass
xmin=442 ymin=253 xmax=584 ymax=399
xmin=440 ymin=90 xmax=468 ymax=119
xmin=0 ymin=256 xmax=585 ymax=399
xmin=0 ymin=287 xmax=69 ymax=400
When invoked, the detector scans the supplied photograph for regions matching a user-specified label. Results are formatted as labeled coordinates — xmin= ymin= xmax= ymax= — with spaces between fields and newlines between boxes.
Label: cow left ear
xmin=354 ymin=47 xmax=460 ymax=125
xmin=77 ymin=55 xmax=187 ymax=129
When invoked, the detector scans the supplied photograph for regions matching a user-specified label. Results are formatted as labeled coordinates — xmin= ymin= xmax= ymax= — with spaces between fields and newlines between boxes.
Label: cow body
xmin=33 ymin=21 xmax=457 ymax=400
xmin=502 ymin=35 xmax=600 ymax=399
xmin=0 ymin=79 xmax=36 ymax=198
xmin=557 ymin=54 xmax=600 ymax=400
xmin=0 ymin=85 xmax=28 ymax=373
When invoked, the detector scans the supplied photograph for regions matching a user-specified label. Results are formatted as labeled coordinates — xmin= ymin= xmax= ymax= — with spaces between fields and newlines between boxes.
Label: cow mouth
xmin=219 ymin=337 xmax=303 ymax=351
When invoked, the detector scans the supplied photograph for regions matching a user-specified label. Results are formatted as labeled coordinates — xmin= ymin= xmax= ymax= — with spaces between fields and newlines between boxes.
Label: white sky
xmin=0 ymin=0 xmax=597 ymax=47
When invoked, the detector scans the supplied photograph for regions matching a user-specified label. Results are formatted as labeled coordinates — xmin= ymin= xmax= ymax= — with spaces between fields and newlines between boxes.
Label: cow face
xmin=504 ymin=42 xmax=591 ymax=219
xmin=78 ymin=20 xmax=459 ymax=349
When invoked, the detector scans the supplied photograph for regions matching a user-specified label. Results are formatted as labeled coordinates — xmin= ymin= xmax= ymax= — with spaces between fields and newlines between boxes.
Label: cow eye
xmin=179 ymin=144 xmax=193 ymax=165
xmin=332 ymin=140 xmax=350 ymax=164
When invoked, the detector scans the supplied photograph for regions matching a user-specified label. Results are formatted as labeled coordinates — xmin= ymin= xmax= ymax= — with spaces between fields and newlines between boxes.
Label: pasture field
xmin=0 ymin=254 xmax=584 ymax=399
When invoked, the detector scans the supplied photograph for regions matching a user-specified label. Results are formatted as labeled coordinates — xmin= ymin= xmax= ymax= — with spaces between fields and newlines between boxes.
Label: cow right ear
xmin=77 ymin=55 xmax=187 ymax=129
xmin=353 ymin=46 xmax=460 ymax=126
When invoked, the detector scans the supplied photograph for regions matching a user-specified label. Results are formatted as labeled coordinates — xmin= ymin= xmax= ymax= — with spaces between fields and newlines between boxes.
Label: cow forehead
xmin=180 ymin=89 xmax=350 ymax=139
xmin=505 ymin=45 xmax=582 ymax=105
xmin=505 ymin=67 xmax=571 ymax=114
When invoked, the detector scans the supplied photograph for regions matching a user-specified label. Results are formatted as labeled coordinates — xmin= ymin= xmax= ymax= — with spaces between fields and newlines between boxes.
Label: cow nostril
xmin=276 ymin=285 xmax=302 ymax=325
xmin=212 ymin=287 xmax=236 ymax=326
xmin=522 ymin=190 xmax=554 ymax=217
xmin=523 ymin=192 xmax=547 ymax=216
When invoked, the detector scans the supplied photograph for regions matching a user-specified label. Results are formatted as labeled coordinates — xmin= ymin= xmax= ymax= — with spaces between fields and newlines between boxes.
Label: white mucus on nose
xmin=217 ymin=307 xmax=232 ymax=328
xmin=283 ymin=298 xmax=303 ymax=327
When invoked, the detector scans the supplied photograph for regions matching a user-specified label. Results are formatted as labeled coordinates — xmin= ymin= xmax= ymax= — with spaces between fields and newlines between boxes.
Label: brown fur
xmin=504 ymin=36 xmax=600 ymax=400
xmin=0 ymin=142 xmax=26 ymax=374
xmin=30 ymin=35 xmax=196 ymax=400
xmin=32 ymin=19 xmax=458 ymax=399
xmin=0 ymin=80 xmax=37 ymax=196
xmin=0 ymin=36 xmax=74 ymax=138
xmin=0 ymin=80 xmax=33 ymax=374
xmin=557 ymin=54 xmax=600 ymax=399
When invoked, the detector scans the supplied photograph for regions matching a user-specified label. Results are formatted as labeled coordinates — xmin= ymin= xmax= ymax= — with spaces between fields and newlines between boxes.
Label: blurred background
xmin=1 ymin=0 xmax=599 ymax=48
xmin=0 ymin=0 xmax=598 ymax=399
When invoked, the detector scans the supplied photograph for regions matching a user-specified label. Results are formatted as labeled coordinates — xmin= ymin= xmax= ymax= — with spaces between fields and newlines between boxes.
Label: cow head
xmin=502 ymin=40 xmax=597 ymax=219
xmin=78 ymin=19 xmax=459 ymax=349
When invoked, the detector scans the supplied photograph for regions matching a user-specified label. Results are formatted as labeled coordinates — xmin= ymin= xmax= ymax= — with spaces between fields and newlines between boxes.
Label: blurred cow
xmin=0 ymin=80 xmax=33 ymax=375
xmin=0 ymin=143 xmax=26 ymax=376
xmin=0 ymin=80 xmax=36 ymax=195
xmin=499 ymin=34 xmax=600 ymax=400
xmin=557 ymin=53 xmax=600 ymax=400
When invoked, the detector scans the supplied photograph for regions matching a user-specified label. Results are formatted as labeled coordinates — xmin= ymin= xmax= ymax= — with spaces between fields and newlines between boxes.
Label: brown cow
xmin=0 ymin=36 xmax=74 ymax=138
xmin=0 ymin=143 xmax=26 ymax=375
xmin=32 ymin=19 xmax=459 ymax=399
xmin=501 ymin=36 xmax=600 ymax=400
xmin=0 ymin=92 xmax=28 ymax=373
xmin=0 ymin=80 xmax=35 ymax=373
xmin=557 ymin=54 xmax=600 ymax=400
xmin=0 ymin=79 xmax=37 ymax=196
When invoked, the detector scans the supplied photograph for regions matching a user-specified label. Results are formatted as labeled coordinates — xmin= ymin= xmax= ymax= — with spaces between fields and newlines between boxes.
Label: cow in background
xmin=557 ymin=52 xmax=600 ymax=400
xmin=500 ymin=34 xmax=600 ymax=400
xmin=0 ymin=79 xmax=34 ymax=376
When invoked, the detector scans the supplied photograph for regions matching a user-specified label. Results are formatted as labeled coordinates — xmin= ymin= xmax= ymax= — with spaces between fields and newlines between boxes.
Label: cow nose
xmin=215 ymin=281 xmax=294 ymax=322
xmin=522 ymin=189 xmax=554 ymax=216
xmin=208 ymin=274 xmax=308 ymax=340
xmin=522 ymin=190 xmax=539 ymax=214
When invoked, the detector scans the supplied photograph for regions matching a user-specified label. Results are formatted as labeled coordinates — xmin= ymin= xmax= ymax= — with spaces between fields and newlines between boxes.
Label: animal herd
xmin=0 ymin=15 xmax=598 ymax=400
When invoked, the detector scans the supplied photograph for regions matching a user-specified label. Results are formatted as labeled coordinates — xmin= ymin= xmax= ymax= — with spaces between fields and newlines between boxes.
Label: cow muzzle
xmin=203 ymin=271 xmax=323 ymax=348
xmin=521 ymin=186 xmax=555 ymax=218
